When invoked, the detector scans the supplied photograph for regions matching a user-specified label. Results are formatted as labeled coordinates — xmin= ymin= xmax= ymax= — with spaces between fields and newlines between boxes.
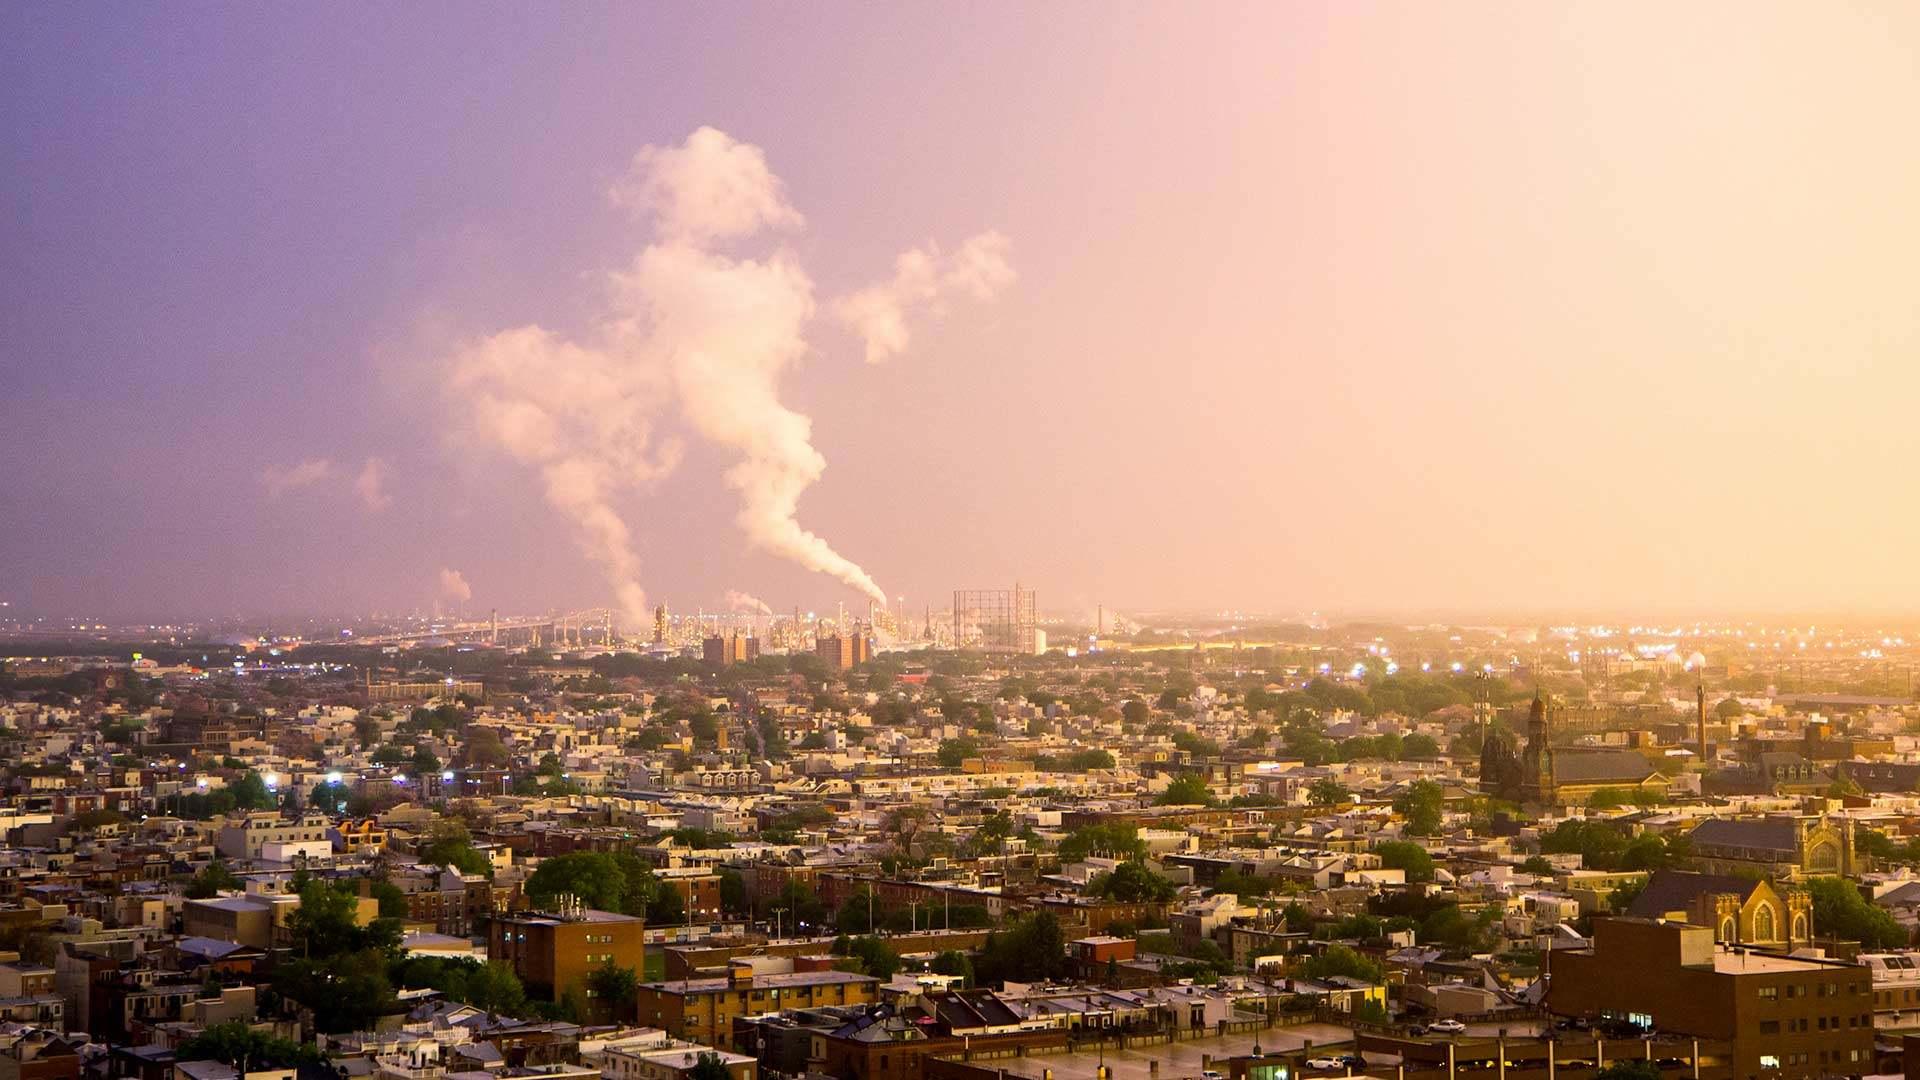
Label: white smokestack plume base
xmin=438 ymin=567 xmax=473 ymax=603
xmin=725 ymin=590 xmax=775 ymax=616
xmin=447 ymin=126 xmax=1012 ymax=613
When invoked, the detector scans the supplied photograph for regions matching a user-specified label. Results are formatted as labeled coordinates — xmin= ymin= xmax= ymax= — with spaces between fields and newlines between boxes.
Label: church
xmin=1479 ymin=692 xmax=1671 ymax=808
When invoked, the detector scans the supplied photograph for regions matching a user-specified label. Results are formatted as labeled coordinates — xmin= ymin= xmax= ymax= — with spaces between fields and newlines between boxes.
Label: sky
xmin=5 ymin=5 xmax=1920 ymax=624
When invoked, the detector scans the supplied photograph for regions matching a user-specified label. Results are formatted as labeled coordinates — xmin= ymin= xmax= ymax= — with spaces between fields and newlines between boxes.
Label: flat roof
xmin=1709 ymin=950 xmax=1850 ymax=975
xmin=641 ymin=970 xmax=878 ymax=995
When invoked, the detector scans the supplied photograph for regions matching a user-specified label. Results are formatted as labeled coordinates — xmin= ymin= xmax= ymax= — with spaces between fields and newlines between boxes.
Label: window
xmin=1758 ymin=987 xmax=1778 ymax=1000
xmin=1759 ymin=1021 xmax=1779 ymax=1034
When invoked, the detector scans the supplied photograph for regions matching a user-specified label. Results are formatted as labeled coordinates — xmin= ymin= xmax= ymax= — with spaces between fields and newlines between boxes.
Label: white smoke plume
xmin=260 ymin=457 xmax=334 ymax=497
xmin=448 ymin=327 xmax=678 ymax=625
xmin=835 ymin=231 xmax=1015 ymax=364
xmin=438 ymin=567 xmax=473 ymax=603
xmin=447 ymin=126 xmax=1011 ymax=612
xmin=355 ymin=457 xmax=392 ymax=511
xmin=724 ymin=590 xmax=774 ymax=616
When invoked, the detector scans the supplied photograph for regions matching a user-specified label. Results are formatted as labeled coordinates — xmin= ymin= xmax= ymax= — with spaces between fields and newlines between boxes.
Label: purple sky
xmin=7 ymin=6 xmax=1920 ymax=623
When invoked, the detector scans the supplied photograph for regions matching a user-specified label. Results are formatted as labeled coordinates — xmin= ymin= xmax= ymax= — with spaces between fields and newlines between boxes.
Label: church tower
xmin=1520 ymin=690 xmax=1556 ymax=805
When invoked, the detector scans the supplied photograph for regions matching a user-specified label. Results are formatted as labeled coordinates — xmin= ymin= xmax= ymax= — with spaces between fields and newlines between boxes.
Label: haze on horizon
xmin=5 ymin=5 xmax=1920 ymax=623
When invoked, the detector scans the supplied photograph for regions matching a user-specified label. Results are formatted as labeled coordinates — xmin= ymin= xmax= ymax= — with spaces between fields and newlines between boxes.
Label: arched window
xmin=1754 ymin=903 xmax=1776 ymax=942
xmin=1808 ymin=840 xmax=1840 ymax=872
xmin=1792 ymin=913 xmax=1809 ymax=940
xmin=1720 ymin=917 xmax=1737 ymax=942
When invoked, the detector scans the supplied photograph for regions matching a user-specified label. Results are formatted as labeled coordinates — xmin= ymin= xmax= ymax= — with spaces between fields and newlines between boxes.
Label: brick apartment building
xmin=1548 ymin=917 xmax=1873 ymax=1078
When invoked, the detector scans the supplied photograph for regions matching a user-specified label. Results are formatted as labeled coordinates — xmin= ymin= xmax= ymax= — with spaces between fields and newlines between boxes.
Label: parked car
xmin=1201 ymin=1071 xmax=1225 ymax=1080
xmin=1429 ymin=1019 xmax=1468 ymax=1034
xmin=1304 ymin=1059 xmax=1342 ymax=1071
xmin=1337 ymin=1055 xmax=1366 ymax=1069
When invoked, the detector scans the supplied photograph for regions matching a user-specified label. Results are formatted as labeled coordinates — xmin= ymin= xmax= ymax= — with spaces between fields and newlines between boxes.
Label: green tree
xmin=936 ymin=737 xmax=980 ymax=768
xmin=185 ymin=859 xmax=242 ymax=899
xmin=1122 ymin=700 xmax=1150 ymax=726
xmin=418 ymin=820 xmax=492 ymax=876
xmin=1307 ymin=777 xmax=1350 ymax=807
xmin=1058 ymin=824 xmax=1147 ymax=862
xmin=1520 ymin=855 xmax=1556 ymax=876
xmin=976 ymin=912 xmax=1069 ymax=985
xmin=411 ymin=745 xmax=442 ymax=776
xmin=836 ymin=936 xmax=902 ymax=980
xmin=1088 ymin=861 xmax=1178 ymax=903
xmin=371 ymin=880 xmax=410 ymax=919
xmin=690 ymin=1053 xmax=732 ymax=1080
xmin=230 ymin=771 xmax=277 ymax=810
xmin=1401 ymin=733 xmax=1441 ymax=760
xmin=1374 ymin=841 xmax=1436 ymax=883
xmin=586 ymin=961 xmax=640 ymax=1022
xmin=1806 ymin=876 xmax=1908 ymax=949
xmin=1297 ymin=944 xmax=1383 ymax=983
xmin=930 ymin=950 xmax=974 ymax=986
xmin=1157 ymin=774 xmax=1217 ymax=806
xmin=1393 ymin=780 xmax=1444 ymax=835
xmin=176 ymin=1021 xmax=325 ymax=1069
xmin=1539 ymin=819 xmax=1629 ymax=869
xmin=309 ymin=781 xmax=352 ymax=814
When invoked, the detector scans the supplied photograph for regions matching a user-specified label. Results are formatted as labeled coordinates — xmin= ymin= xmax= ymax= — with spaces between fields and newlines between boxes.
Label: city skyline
xmin=9 ymin=6 xmax=1920 ymax=620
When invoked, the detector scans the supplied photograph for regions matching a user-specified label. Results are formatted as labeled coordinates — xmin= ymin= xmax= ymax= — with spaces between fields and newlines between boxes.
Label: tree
xmin=185 ymin=859 xmax=242 ymax=899
xmin=524 ymin=852 xmax=673 ymax=919
xmin=309 ymin=781 xmax=352 ymax=814
xmin=586 ymin=961 xmax=640 ymax=1021
xmin=718 ymin=868 xmax=747 ymax=915
xmin=411 ymin=745 xmax=442 ymax=776
xmin=690 ymin=1053 xmax=732 ymax=1080
xmin=1713 ymin=698 xmax=1745 ymax=720
xmin=1157 ymin=774 xmax=1217 ymax=806
xmin=464 ymin=726 xmax=510 ymax=766
xmin=1058 ymin=824 xmax=1147 ymax=862
xmin=1296 ymin=944 xmax=1382 ymax=983
xmin=1374 ymin=841 xmax=1435 ymax=883
xmin=836 ymin=936 xmax=902 ymax=980
xmin=1307 ymin=777 xmax=1350 ymax=807
xmin=1088 ymin=861 xmax=1178 ymax=903
xmin=1539 ymin=819 xmax=1629 ymax=869
xmin=419 ymin=820 xmax=492 ymax=877
xmin=176 ymin=1021 xmax=325 ymax=1069
xmin=1806 ymin=876 xmax=1908 ymax=950
xmin=1393 ymin=780 xmax=1444 ymax=836
xmin=936 ymin=737 xmax=979 ymax=768
xmin=230 ymin=771 xmax=277 ymax=810
xmin=1401 ymin=733 xmax=1441 ymax=760
xmin=287 ymin=878 xmax=399 ymax=960
xmin=976 ymin=912 xmax=1069 ymax=985
xmin=1519 ymin=855 xmax=1556 ymax=876
xmin=371 ymin=880 xmax=410 ymax=919
xmin=1607 ymin=877 xmax=1647 ymax=912
xmin=1122 ymin=700 xmax=1150 ymax=726
xmin=930 ymin=950 xmax=974 ymax=986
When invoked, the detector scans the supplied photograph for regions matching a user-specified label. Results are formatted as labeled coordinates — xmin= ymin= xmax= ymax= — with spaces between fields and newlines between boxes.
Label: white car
xmin=1429 ymin=1019 xmax=1468 ymax=1034
xmin=1304 ymin=1058 xmax=1342 ymax=1071
xmin=1201 ymin=1071 xmax=1226 ymax=1080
